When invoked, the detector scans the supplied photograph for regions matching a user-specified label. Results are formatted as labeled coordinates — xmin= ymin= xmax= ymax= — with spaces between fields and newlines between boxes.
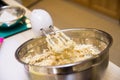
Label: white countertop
xmin=0 ymin=0 xmax=120 ymax=80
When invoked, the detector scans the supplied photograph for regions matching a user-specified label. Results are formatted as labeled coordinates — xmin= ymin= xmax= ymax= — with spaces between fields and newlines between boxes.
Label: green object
xmin=0 ymin=16 xmax=25 ymax=29
xmin=0 ymin=17 xmax=31 ymax=38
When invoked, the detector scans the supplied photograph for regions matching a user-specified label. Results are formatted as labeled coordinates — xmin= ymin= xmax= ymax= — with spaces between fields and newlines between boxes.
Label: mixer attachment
xmin=40 ymin=26 xmax=76 ymax=53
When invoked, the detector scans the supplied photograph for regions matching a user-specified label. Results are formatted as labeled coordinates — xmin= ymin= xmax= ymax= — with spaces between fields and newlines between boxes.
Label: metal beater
xmin=40 ymin=25 xmax=76 ymax=53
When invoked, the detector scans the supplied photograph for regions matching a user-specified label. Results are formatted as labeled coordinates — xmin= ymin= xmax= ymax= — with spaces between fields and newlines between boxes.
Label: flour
xmin=0 ymin=11 xmax=17 ymax=22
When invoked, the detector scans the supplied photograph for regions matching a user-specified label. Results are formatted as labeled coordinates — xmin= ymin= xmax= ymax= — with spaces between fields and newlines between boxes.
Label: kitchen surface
xmin=0 ymin=0 xmax=120 ymax=80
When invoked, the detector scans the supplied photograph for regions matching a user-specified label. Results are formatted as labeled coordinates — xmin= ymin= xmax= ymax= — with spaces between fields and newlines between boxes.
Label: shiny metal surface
xmin=0 ymin=6 xmax=25 ymax=28
xmin=15 ymin=28 xmax=113 ymax=80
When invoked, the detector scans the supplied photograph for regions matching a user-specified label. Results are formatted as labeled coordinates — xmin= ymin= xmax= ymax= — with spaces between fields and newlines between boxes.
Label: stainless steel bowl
xmin=15 ymin=28 xmax=113 ymax=80
xmin=0 ymin=6 xmax=25 ymax=28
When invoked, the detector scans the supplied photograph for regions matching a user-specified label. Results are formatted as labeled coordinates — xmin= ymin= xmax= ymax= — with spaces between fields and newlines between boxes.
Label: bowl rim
xmin=15 ymin=28 xmax=113 ymax=72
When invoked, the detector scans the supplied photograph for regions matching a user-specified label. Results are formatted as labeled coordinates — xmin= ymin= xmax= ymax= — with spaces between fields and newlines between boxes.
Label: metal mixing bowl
xmin=15 ymin=28 xmax=113 ymax=80
xmin=0 ymin=6 xmax=25 ymax=28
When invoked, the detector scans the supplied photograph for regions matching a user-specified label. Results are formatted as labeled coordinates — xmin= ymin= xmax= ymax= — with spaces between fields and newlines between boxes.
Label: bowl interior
xmin=15 ymin=28 xmax=112 ymax=74
xmin=16 ymin=28 xmax=112 ymax=65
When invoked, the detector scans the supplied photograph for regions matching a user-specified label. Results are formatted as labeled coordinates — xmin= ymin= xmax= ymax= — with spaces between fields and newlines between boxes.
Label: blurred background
xmin=21 ymin=0 xmax=120 ymax=20
xmin=18 ymin=0 xmax=120 ymax=67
